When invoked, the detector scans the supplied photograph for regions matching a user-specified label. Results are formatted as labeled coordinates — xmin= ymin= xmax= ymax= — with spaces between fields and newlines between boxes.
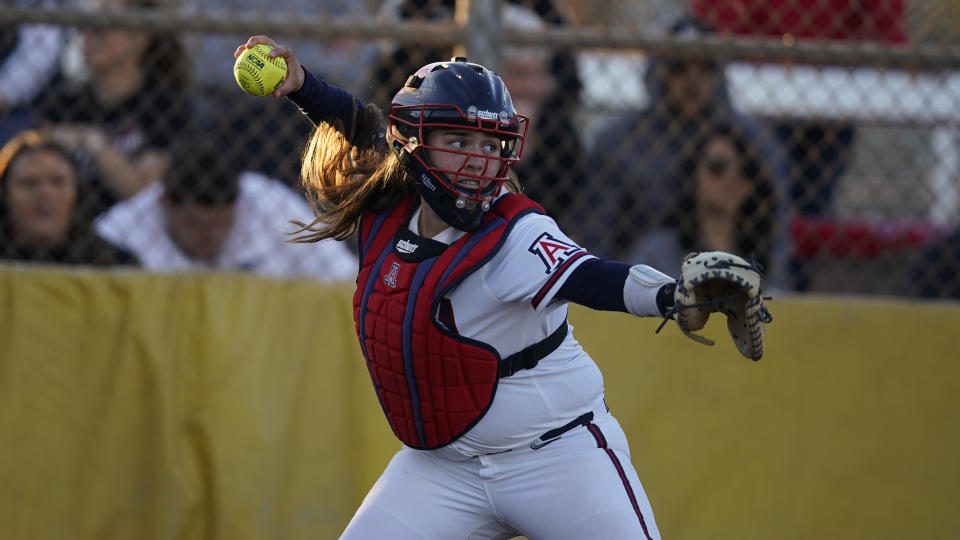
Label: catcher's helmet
xmin=387 ymin=57 xmax=528 ymax=231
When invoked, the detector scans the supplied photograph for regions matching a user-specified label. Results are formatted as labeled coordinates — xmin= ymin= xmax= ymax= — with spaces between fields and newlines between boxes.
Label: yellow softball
xmin=233 ymin=44 xmax=287 ymax=97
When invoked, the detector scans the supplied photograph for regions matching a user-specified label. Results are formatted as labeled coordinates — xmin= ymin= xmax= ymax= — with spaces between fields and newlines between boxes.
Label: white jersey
xmin=94 ymin=172 xmax=358 ymax=281
xmin=406 ymin=202 xmax=605 ymax=456
xmin=346 ymin=199 xmax=662 ymax=539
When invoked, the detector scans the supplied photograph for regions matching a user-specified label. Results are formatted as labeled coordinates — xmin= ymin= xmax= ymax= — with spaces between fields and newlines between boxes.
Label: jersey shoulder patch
xmin=528 ymin=232 xmax=584 ymax=274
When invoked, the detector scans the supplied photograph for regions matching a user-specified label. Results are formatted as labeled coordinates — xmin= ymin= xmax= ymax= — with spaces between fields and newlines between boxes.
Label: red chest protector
xmin=353 ymin=193 xmax=544 ymax=449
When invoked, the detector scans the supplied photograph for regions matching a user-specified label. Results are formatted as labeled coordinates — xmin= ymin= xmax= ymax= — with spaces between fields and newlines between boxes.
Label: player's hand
xmin=235 ymin=35 xmax=304 ymax=98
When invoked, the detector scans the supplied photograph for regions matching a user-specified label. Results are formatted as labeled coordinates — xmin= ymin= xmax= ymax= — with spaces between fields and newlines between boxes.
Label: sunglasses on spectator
xmin=703 ymin=155 xmax=733 ymax=176
xmin=666 ymin=60 xmax=718 ymax=75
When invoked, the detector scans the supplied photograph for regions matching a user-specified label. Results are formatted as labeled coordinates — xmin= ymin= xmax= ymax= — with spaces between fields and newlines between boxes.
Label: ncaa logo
xmin=384 ymin=261 xmax=401 ymax=288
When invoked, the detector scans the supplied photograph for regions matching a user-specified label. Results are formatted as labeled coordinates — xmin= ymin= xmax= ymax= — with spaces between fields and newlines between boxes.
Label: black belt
xmin=497 ymin=320 xmax=568 ymax=378
xmin=530 ymin=411 xmax=594 ymax=449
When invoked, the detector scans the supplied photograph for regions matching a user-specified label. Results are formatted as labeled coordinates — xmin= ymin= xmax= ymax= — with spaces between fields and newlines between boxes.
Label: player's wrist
xmin=624 ymin=264 xmax=675 ymax=317
xmin=656 ymin=282 xmax=677 ymax=317
xmin=288 ymin=65 xmax=315 ymax=98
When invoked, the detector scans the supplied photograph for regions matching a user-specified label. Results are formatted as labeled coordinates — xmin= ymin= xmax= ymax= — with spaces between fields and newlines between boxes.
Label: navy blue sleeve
xmin=558 ymin=258 xmax=675 ymax=316
xmin=556 ymin=258 xmax=630 ymax=312
xmin=287 ymin=67 xmax=365 ymax=143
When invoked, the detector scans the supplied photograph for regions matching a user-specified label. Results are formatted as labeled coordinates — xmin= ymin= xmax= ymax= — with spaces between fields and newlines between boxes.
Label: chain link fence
xmin=1 ymin=0 xmax=959 ymax=297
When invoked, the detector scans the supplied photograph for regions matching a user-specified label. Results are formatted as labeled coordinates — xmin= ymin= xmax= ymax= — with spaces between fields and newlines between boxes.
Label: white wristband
xmin=624 ymin=264 xmax=675 ymax=317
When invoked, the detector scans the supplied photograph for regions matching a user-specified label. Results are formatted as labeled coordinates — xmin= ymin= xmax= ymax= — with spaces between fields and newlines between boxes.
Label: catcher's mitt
xmin=670 ymin=251 xmax=772 ymax=360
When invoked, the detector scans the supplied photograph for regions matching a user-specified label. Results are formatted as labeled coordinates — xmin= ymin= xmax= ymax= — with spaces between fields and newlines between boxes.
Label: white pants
xmin=339 ymin=409 xmax=661 ymax=540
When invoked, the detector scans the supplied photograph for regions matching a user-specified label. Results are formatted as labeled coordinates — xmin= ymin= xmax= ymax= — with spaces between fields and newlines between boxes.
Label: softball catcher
xmin=236 ymin=34 xmax=771 ymax=540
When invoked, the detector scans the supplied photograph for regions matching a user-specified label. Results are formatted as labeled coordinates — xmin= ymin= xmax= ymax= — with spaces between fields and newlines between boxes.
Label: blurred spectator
xmin=627 ymin=123 xmax=785 ymax=288
xmin=0 ymin=129 xmax=137 ymax=265
xmin=371 ymin=0 xmax=580 ymax=106
xmin=499 ymin=4 xmax=588 ymax=232
xmin=586 ymin=16 xmax=788 ymax=261
xmin=689 ymin=0 xmax=908 ymax=290
xmin=196 ymin=91 xmax=314 ymax=189
xmin=182 ymin=0 xmax=376 ymax=186
xmin=94 ymin=137 xmax=357 ymax=280
xmin=372 ymin=0 xmax=588 ymax=231
xmin=0 ymin=0 xmax=65 ymax=146
xmin=911 ymin=229 xmax=960 ymax=300
xmin=368 ymin=0 xmax=455 ymax=107
xmin=33 ymin=0 xmax=192 ymax=217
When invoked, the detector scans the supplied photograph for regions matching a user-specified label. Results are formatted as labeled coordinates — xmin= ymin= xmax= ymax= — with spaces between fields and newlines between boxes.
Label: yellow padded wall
xmin=1 ymin=267 xmax=957 ymax=539
xmin=0 ymin=267 xmax=375 ymax=540
xmin=574 ymin=297 xmax=960 ymax=540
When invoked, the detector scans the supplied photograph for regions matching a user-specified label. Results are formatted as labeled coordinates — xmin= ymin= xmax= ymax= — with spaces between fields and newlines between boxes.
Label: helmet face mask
xmin=387 ymin=59 xmax=529 ymax=231
xmin=389 ymin=103 xmax=527 ymax=199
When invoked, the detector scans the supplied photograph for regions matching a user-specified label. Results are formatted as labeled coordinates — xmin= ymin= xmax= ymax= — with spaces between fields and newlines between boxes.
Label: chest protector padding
xmin=354 ymin=194 xmax=543 ymax=449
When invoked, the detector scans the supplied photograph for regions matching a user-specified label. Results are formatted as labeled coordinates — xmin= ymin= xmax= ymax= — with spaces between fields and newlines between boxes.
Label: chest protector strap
xmin=353 ymin=194 xmax=557 ymax=449
xmin=498 ymin=319 xmax=568 ymax=378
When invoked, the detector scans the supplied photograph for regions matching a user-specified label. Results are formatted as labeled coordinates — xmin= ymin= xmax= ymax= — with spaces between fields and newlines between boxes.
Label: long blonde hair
xmin=291 ymin=103 xmax=415 ymax=243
